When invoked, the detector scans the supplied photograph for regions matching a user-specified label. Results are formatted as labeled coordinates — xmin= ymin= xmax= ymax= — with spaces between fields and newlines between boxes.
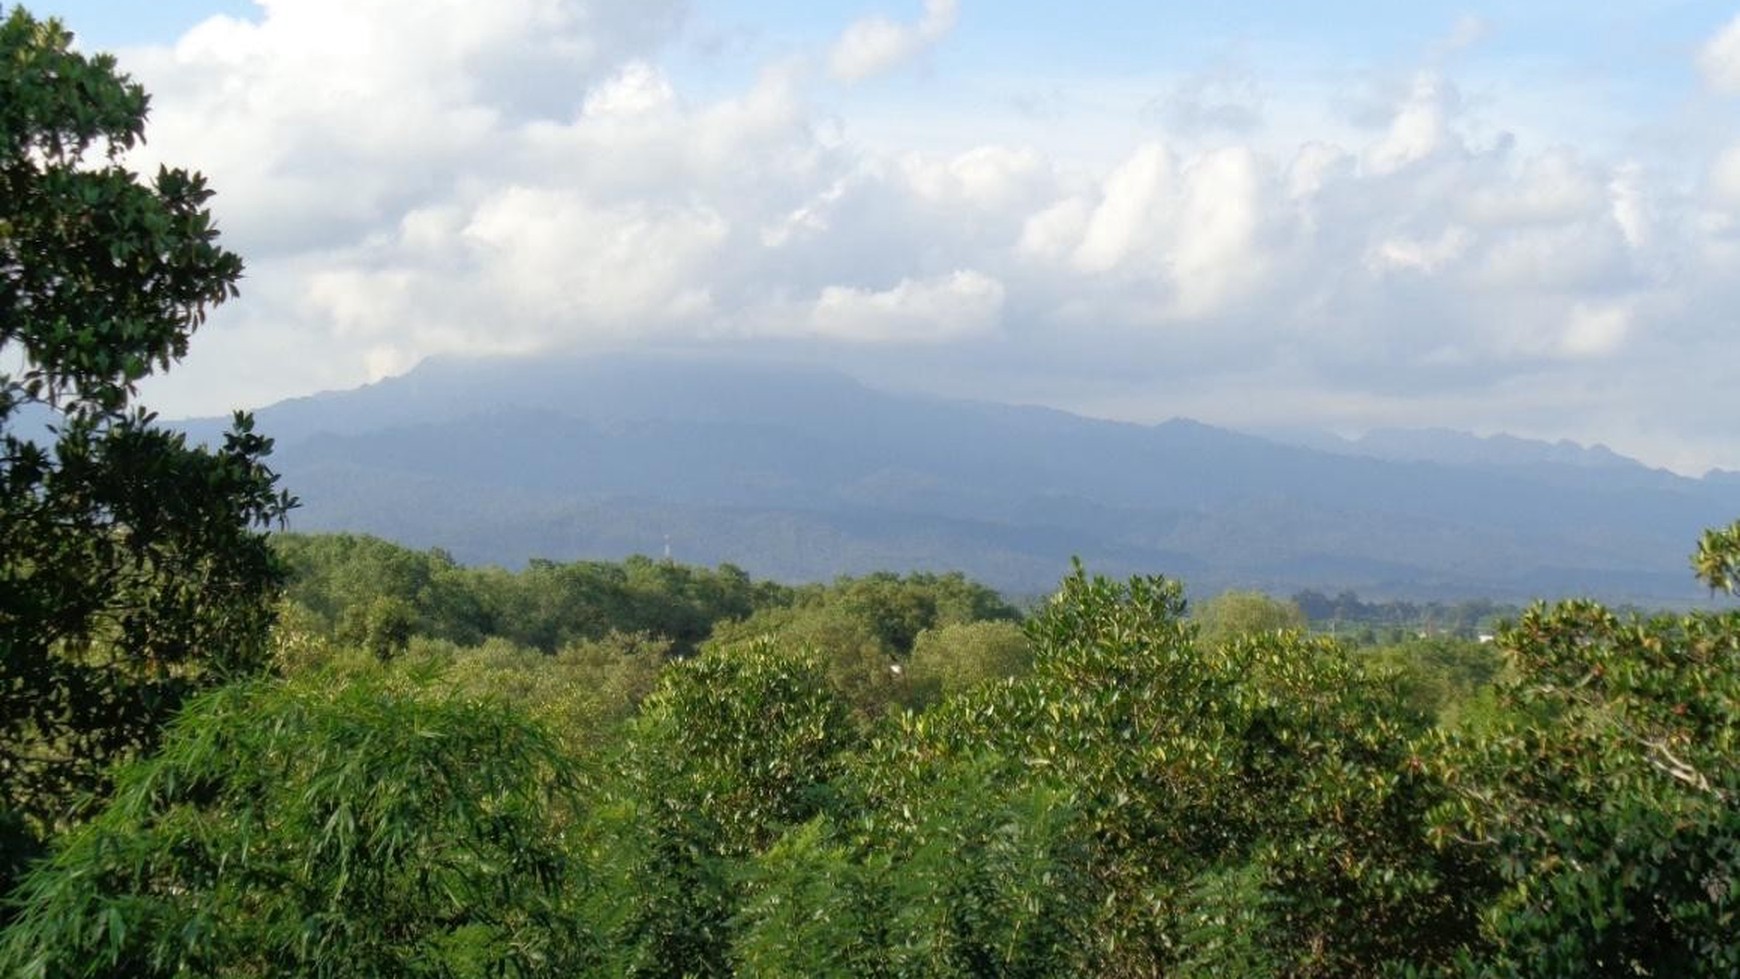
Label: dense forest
xmin=3 ymin=8 xmax=1738 ymax=977
xmin=6 ymin=528 xmax=1737 ymax=976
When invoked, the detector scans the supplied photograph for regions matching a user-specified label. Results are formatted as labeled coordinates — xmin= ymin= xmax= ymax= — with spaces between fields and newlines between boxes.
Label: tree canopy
xmin=0 ymin=5 xmax=292 ymax=895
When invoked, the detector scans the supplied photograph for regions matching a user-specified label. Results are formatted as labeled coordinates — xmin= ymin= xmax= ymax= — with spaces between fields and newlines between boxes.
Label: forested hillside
xmin=180 ymin=352 xmax=1740 ymax=604
xmin=3 ymin=10 xmax=1737 ymax=978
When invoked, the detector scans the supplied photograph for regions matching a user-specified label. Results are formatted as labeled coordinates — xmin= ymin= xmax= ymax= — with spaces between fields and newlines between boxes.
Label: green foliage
xmin=706 ymin=571 xmax=1023 ymax=722
xmin=1194 ymin=589 xmax=1308 ymax=646
xmin=552 ymin=630 xmax=671 ymax=730
xmin=902 ymin=619 xmax=1032 ymax=709
xmin=844 ymin=564 xmax=1479 ymax=977
xmin=1364 ymin=635 xmax=1505 ymax=725
xmin=276 ymin=534 xmax=491 ymax=646
xmin=825 ymin=571 xmax=1021 ymax=656
xmin=277 ymin=540 xmax=1027 ymax=728
xmin=1293 ymin=590 xmax=1520 ymax=642
xmin=628 ymin=642 xmax=854 ymax=855
xmin=494 ymin=554 xmax=773 ymax=655
xmin=268 ymin=597 xmax=340 ymax=673
xmin=1694 ymin=519 xmax=1740 ymax=596
xmin=736 ymin=762 xmax=1094 ymax=978
xmin=1169 ymin=863 xmax=1281 ymax=977
xmin=0 ymin=6 xmax=291 ymax=888
xmin=421 ymin=631 xmax=672 ymax=751
xmin=710 ymin=604 xmax=905 ymax=722
xmin=1426 ymin=598 xmax=1740 ymax=976
xmin=599 ymin=641 xmax=859 ymax=976
xmin=8 ymin=526 xmax=1735 ymax=977
xmin=276 ymin=533 xmax=776 ymax=655
xmin=338 ymin=593 xmax=416 ymax=660
xmin=0 ymin=676 xmax=591 ymax=978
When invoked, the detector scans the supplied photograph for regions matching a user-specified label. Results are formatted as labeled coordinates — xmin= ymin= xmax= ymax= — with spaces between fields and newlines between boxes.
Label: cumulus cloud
xmin=805 ymin=271 xmax=1006 ymax=342
xmin=1463 ymin=151 xmax=1603 ymax=226
xmin=1366 ymin=74 xmax=1456 ymax=174
xmin=125 ymin=0 xmax=688 ymax=258
xmin=1710 ymin=144 xmax=1740 ymax=206
xmin=582 ymin=61 xmax=677 ymax=118
xmin=1699 ymin=14 xmax=1740 ymax=94
xmin=1012 ymin=143 xmax=1277 ymax=321
xmin=462 ymin=188 xmax=727 ymax=328
xmin=1608 ymin=164 xmax=1650 ymax=249
xmin=1367 ymin=227 xmax=1473 ymax=274
xmin=1070 ymin=143 xmax=1177 ymax=274
xmin=99 ymin=0 xmax=1740 ymax=473
xmin=828 ymin=0 xmax=957 ymax=82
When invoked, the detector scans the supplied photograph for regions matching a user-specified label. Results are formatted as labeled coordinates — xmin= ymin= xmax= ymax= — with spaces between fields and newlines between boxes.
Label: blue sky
xmin=17 ymin=1 xmax=1740 ymax=473
xmin=25 ymin=0 xmax=254 ymax=46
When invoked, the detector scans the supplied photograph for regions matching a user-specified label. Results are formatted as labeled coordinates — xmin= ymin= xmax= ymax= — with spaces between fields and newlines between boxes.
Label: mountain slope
xmin=183 ymin=354 xmax=1737 ymax=601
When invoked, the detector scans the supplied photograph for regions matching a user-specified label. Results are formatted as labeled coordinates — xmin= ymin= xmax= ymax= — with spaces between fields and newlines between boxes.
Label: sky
xmin=18 ymin=0 xmax=1740 ymax=474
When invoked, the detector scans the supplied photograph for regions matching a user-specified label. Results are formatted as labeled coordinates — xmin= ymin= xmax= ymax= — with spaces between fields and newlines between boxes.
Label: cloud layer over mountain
xmin=81 ymin=1 xmax=1740 ymax=474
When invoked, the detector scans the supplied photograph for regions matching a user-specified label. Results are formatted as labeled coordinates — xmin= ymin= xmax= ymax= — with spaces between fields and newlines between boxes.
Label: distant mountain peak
xmin=1264 ymin=425 xmax=1654 ymax=473
xmin=166 ymin=353 xmax=1732 ymax=602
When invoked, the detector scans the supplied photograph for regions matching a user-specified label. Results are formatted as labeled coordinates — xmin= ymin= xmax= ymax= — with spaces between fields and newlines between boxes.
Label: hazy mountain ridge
xmin=178 ymin=354 xmax=1736 ymax=601
xmin=1283 ymin=427 xmax=1647 ymax=470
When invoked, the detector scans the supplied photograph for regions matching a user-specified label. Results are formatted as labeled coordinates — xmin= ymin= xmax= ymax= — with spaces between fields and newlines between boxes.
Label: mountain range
xmin=178 ymin=353 xmax=1738 ymax=603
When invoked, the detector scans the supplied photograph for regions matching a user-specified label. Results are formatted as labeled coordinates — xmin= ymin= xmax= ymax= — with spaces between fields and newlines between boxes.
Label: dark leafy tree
xmin=901 ymin=619 xmax=1031 ymax=709
xmin=1424 ymin=526 xmax=1740 ymax=977
xmin=0 ymin=6 xmax=293 ymax=893
xmin=1193 ymin=589 xmax=1308 ymax=646
xmin=0 ymin=677 xmax=592 ymax=978
xmin=853 ymin=564 xmax=1482 ymax=977
xmin=598 ymin=641 xmax=857 ymax=976
xmin=1363 ymin=635 xmax=1504 ymax=725
xmin=828 ymin=570 xmax=1021 ymax=657
xmin=1694 ymin=519 xmax=1740 ymax=596
xmin=337 ymin=593 xmax=417 ymax=661
xmin=276 ymin=534 xmax=491 ymax=646
xmin=734 ymin=761 xmax=1094 ymax=978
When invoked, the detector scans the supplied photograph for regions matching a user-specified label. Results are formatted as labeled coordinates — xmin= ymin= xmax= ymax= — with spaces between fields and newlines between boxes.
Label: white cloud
xmin=1608 ymin=163 xmax=1651 ymax=249
xmin=1710 ymin=144 xmax=1740 ymax=207
xmin=583 ymin=62 xmax=677 ymax=118
xmin=898 ymin=146 xmax=1048 ymax=210
xmin=1367 ymin=227 xmax=1473 ymax=274
xmin=1171 ymin=148 xmax=1270 ymax=316
xmin=1559 ymin=302 xmax=1631 ymax=359
xmin=1072 ymin=143 xmax=1176 ymax=274
xmin=1698 ymin=14 xmax=1740 ymax=95
xmin=1463 ymin=151 xmax=1603 ymax=227
xmin=1286 ymin=142 xmax=1350 ymax=201
xmin=460 ymin=187 xmax=728 ymax=329
xmin=1012 ymin=143 xmax=1278 ymax=320
xmin=95 ymin=0 xmax=1740 ymax=473
xmin=1475 ymin=224 xmax=1629 ymax=292
xmin=806 ymin=270 xmax=1005 ymax=342
xmin=1366 ymin=74 xmax=1454 ymax=175
xmin=829 ymin=0 xmax=958 ymax=82
xmin=1018 ymin=197 xmax=1092 ymax=262
xmin=124 ymin=0 xmax=687 ymax=259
